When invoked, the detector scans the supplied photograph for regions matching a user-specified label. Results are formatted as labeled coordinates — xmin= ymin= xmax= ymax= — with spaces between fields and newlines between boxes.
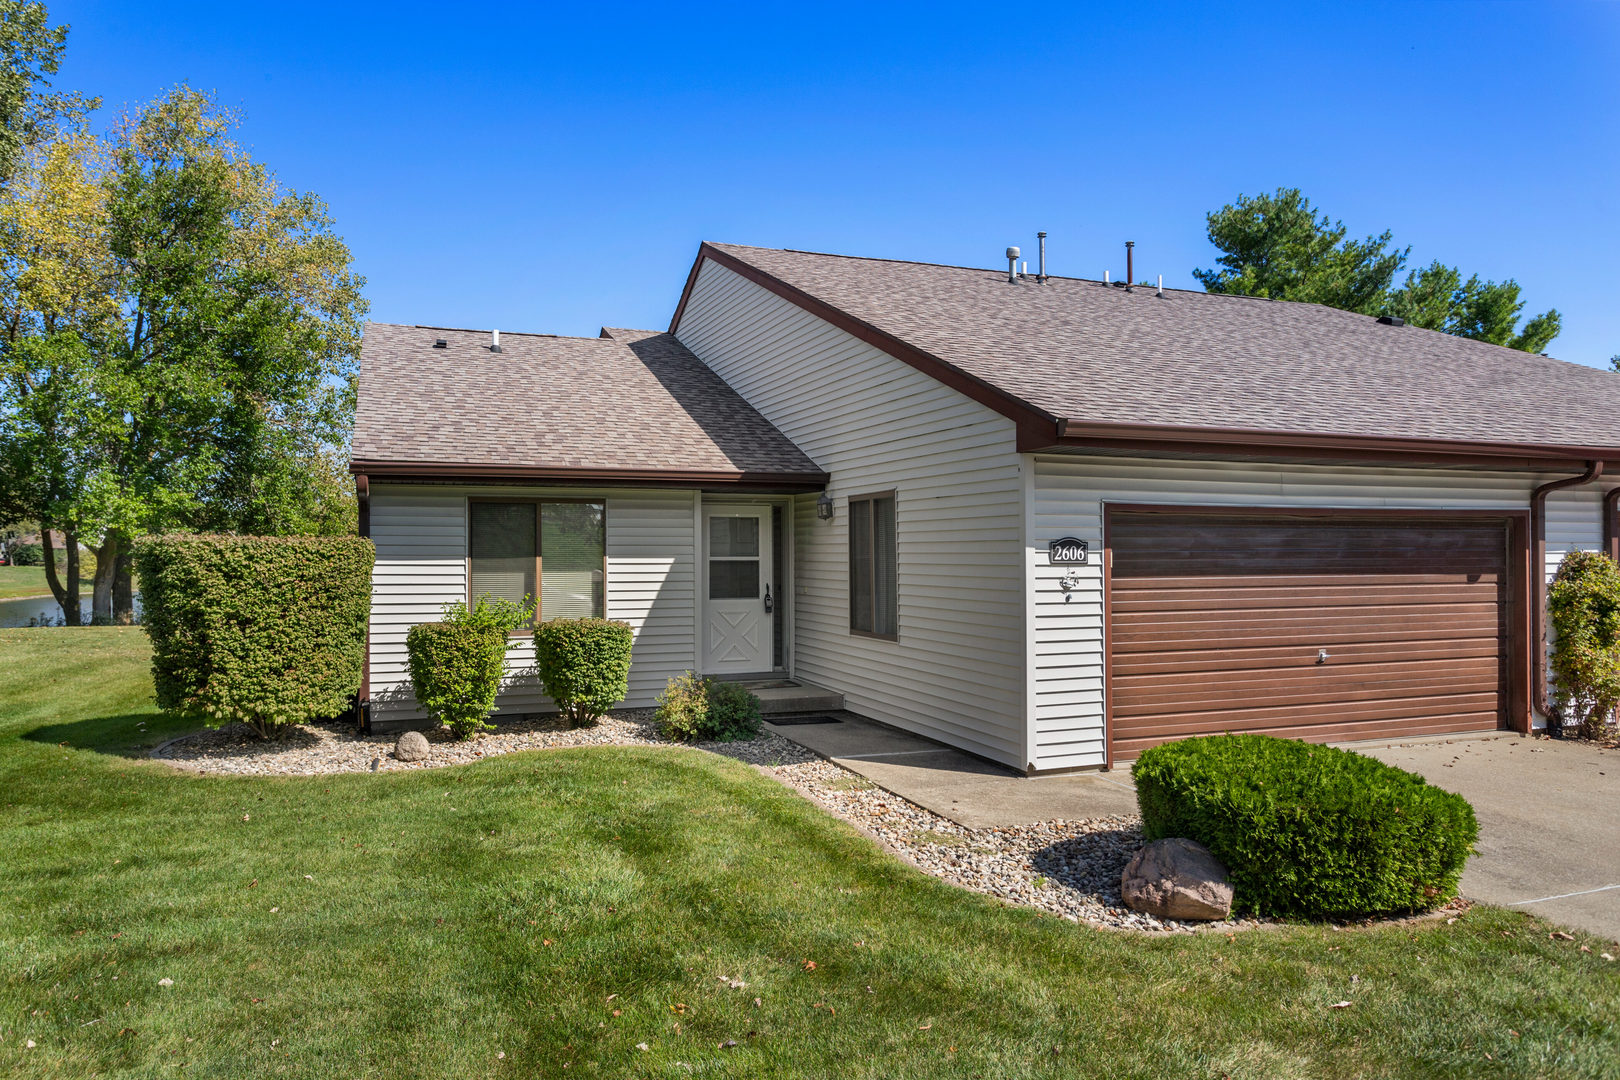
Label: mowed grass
xmin=0 ymin=566 xmax=92 ymax=601
xmin=1 ymin=630 xmax=1617 ymax=1079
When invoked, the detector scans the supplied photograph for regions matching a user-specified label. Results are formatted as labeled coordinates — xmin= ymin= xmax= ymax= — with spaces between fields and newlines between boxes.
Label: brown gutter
xmin=1531 ymin=461 xmax=1604 ymax=726
xmin=349 ymin=459 xmax=829 ymax=493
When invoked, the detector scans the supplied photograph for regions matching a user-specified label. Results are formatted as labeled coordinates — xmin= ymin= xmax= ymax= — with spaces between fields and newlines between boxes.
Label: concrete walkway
xmin=762 ymin=713 xmax=1137 ymax=828
xmin=765 ymin=715 xmax=1620 ymax=940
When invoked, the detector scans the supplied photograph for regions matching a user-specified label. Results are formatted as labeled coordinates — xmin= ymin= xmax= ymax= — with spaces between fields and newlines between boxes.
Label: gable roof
xmin=678 ymin=242 xmax=1620 ymax=466
xmin=351 ymin=323 xmax=826 ymax=488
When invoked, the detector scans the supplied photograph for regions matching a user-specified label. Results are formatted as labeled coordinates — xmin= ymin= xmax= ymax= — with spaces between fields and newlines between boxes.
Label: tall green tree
xmin=1196 ymin=187 xmax=1561 ymax=354
xmin=1194 ymin=188 xmax=1408 ymax=314
xmin=1 ymin=86 xmax=366 ymax=623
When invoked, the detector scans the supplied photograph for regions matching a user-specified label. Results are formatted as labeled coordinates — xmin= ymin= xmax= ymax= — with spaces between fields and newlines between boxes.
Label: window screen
xmin=468 ymin=500 xmax=605 ymax=621
xmin=540 ymin=502 xmax=605 ymax=621
xmin=849 ymin=493 xmax=896 ymax=638
xmin=469 ymin=502 xmax=535 ymax=607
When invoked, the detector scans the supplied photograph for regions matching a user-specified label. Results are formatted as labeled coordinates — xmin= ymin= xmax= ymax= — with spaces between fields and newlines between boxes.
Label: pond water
xmin=0 ymin=594 xmax=143 ymax=627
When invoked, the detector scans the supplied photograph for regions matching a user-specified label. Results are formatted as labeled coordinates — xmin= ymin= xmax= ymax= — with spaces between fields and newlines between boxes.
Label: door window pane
xmin=708 ymin=559 xmax=760 ymax=599
xmin=541 ymin=502 xmax=605 ymax=621
xmin=709 ymin=516 xmax=759 ymax=558
xmin=470 ymin=502 xmax=535 ymax=606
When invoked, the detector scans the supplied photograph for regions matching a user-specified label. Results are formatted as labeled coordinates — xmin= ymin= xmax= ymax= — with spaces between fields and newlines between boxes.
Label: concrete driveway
xmin=767 ymin=716 xmax=1620 ymax=940
xmin=1361 ymin=735 xmax=1619 ymax=941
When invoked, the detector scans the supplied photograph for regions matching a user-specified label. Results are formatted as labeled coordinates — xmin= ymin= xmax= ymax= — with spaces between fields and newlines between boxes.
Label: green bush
xmin=9 ymin=542 xmax=42 ymax=566
xmin=1548 ymin=549 xmax=1620 ymax=739
xmin=134 ymin=534 xmax=374 ymax=739
xmin=654 ymin=672 xmax=763 ymax=742
xmin=1132 ymin=734 xmax=1478 ymax=919
xmin=532 ymin=617 xmax=633 ymax=728
xmin=406 ymin=596 xmax=533 ymax=739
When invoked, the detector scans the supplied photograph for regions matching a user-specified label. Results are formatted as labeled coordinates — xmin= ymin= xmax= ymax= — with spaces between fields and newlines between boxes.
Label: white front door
xmin=702 ymin=505 xmax=774 ymax=675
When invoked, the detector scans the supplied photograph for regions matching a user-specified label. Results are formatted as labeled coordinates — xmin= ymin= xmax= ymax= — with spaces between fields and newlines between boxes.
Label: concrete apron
xmin=764 ymin=714 xmax=1620 ymax=941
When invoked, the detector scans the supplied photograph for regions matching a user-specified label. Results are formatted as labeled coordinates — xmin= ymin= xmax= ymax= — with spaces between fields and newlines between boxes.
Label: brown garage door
xmin=1108 ymin=510 xmax=1512 ymax=760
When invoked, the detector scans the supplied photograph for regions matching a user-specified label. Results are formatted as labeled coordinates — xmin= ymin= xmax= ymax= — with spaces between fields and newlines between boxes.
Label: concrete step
xmin=747 ymin=681 xmax=844 ymax=716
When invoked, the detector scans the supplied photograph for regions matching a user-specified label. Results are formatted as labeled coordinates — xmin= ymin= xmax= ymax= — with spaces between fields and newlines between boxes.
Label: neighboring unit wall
xmin=368 ymin=484 xmax=697 ymax=726
xmin=1027 ymin=455 xmax=1618 ymax=771
xmin=676 ymin=260 xmax=1029 ymax=768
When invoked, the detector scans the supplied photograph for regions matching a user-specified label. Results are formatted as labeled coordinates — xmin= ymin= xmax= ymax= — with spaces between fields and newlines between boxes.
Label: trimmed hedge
xmin=8 ymin=542 xmax=43 ymax=566
xmin=406 ymin=596 xmax=532 ymax=739
xmin=654 ymin=672 xmax=762 ymax=742
xmin=1132 ymin=734 xmax=1478 ymax=919
xmin=135 ymin=534 xmax=374 ymax=739
xmin=1548 ymin=549 xmax=1620 ymax=738
xmin=533 ymin=617 xmax=633 ymax=728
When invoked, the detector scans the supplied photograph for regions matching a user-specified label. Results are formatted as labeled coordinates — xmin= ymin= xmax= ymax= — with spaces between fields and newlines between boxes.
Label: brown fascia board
xmin=1051 ymin=420 xmax=1620 ymax=471
xmin=350 ymin=459 xmax=829 ymax=492
xmin=668 ymin=243 xmax=1620 ymax=472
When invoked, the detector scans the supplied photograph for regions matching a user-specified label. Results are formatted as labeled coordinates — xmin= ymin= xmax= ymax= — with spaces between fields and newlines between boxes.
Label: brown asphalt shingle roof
xmin=702 ymin=243 xmax=1620 ymax=451
xmin=351 ymin=323 xmax=824 ymax=480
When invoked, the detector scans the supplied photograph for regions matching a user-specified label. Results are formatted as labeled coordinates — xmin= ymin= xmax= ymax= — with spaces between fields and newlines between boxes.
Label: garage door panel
xmin=1112 ymin=638 xmax=1501 ymax=675
xmin=1107 ymin=511 xmax=1509 ymax=759
xmin=1111 ymin=710 xmax=1500 ymax=758
xmin=1113 ymin=581 xmax=1501 ymax=612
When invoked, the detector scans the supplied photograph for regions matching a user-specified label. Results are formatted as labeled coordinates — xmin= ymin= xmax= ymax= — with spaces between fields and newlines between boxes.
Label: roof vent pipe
xmin=1037 ymin=231 xmax=1047 ymax=282
xmin=491 ymin=329 xmax=502 ymax=353
xmin=1156 ymin=274 xmax=1164 ymax=298
xmin=1125 ymin=241 xmax=1134 ymax=287
xmin=1006 ymin=246 xmax=1021 ymax=284
xmin=1104 ymin=270 xmax=1110 ymax=284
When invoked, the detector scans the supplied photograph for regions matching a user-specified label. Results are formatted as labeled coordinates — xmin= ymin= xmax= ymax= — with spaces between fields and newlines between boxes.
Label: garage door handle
xmin=1317 ymin=648 xmax=1330 ymax=664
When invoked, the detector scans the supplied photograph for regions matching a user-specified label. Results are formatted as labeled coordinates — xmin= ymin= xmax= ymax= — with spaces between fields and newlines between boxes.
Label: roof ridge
xmin=364 ymin=321 xmax=616 ymax=343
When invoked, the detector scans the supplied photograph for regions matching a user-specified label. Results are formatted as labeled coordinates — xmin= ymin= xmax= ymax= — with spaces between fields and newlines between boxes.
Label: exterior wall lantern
xmin=816 ymin=493 xmax=835 ymax=521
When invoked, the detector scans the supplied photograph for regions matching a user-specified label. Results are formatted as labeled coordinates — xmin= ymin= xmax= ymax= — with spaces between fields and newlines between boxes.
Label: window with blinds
xmin=848 ymin=492 xmax=897 ymax=639
xmin=468 ymin=500 xmax=605 ymax=622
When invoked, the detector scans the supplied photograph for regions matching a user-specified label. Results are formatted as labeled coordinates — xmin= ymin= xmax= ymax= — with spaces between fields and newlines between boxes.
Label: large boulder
xmin=1121 ymin=837 xmax=1233 ymax=920
xmin=394 ymin=730 xmax=431 ymax=762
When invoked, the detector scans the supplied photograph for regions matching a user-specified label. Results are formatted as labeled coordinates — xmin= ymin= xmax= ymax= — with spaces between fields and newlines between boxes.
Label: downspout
xmin=1530 ymin=461 xmax=1603 ymax=729
xmin=356 ymin=473 xmax=372 ymax=732
xmin=1605 ymin=485 xmax=1620 ymax=563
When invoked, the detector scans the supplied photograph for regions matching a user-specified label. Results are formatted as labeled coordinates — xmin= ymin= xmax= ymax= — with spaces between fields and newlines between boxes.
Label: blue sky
xmin=57 ymin=1 xmax=1620 ymax=367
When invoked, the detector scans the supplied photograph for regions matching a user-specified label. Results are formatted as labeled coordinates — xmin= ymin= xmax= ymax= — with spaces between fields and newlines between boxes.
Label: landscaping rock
xmin=1120 ymin=837 xmax=1233 ymax=920
xmin=394 ymin=730 xmax=431 ymax=762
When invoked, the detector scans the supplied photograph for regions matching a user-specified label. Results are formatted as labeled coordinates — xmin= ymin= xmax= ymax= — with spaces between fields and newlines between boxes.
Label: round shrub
xmin=1548 ymin=549 xmax=1620 ymax=739
xmin=1132 ymin=734 xmax=1478 ymax=919
xmin=9 ymin=542 xmax=43 ymax=566
xmin=134 ymin=534 xmax=374 ymax=739
xmin=405 ymin=597 xmax=531 ymax=740
xmin=532 ymin=617 xmax=633 ymax=728
xmin=655 ymin=672 xmax=762 ymax=742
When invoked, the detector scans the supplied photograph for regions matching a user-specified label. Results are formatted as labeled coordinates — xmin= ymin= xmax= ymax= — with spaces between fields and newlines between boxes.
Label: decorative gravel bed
xmin=152 ymin=711 xmax=1257 ymax=932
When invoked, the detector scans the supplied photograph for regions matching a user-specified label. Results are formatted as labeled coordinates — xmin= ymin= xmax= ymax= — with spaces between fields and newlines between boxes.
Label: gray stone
xmin=1120 ymin=837 xmax=1233 ymax=921
xmin=394 ymin=730 xmax=431 ymax=762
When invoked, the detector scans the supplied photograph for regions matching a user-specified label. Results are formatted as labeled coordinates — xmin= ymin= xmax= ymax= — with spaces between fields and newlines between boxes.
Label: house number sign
xmin=1047 ymin=537 xmax=1088 ymax=565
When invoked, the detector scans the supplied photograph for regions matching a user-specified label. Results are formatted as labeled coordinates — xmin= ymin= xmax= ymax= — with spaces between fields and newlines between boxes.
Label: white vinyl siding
xmin=1027 ymin=455 xmax=1619 ymax=771
xmin=368 ymin=484 xmax=696 ymax=726
xmin=677 ymin=260 xmax=1028 ymax=768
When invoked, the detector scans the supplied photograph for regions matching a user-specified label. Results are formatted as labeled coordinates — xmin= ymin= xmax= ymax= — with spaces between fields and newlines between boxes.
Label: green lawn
xmin=0 ymin=565 xmax=93 ymax=601
xmin=1 ymin=630 xmax=1617 ymax=1079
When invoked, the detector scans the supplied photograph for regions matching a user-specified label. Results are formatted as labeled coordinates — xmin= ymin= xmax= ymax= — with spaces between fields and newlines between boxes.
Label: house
xmin=350 ymin=242 xmax=1620 ymax=772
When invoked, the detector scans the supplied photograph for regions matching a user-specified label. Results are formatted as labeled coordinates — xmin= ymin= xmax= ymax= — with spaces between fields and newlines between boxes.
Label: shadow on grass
xmin=24 ymin=711 xmax=211 ymax=759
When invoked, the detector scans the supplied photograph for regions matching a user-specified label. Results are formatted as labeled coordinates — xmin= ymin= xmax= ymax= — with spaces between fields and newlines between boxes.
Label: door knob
xmin=764 ymin=583 xmax=774 ymax=614
xmin=1316 ymin=648 xmax=1329 ymax=664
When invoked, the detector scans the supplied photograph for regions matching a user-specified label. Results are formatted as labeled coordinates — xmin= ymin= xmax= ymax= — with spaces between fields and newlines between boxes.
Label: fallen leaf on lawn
xmin=605 ymin=994 xmax=617 ymax=1001
xmin=1581 ymin=945 xmax=1591 ymax=953
xmin=1550 ymin=931 xmax=1575 ymax=941
xmin=753 ymin=997 xmax=762 ymax=1007
xmin=802 ymin=960 xmax=817 ymax=971
xmin=1601 ymin=953 xmax=1615 ymax=962
xmin=270 ymin=907 xmax=279 ymax=914
xmin=242 ymin=814 xmax=250 ymax=821
xmin=669 ymin=1003 xmax=688 ymax=1015
xmin=542 ymin=939 xmax=553 ymax=946
xmin=248 ymin=880 xmax=257 ymax=889
xmin=812 ymin=1002 xmax=823 ymax=1009
xmin=719 ymin=1040 xmax=738 ymax=1049
xmin=158 ymin=978 xmax=173 ymax=987
xmin=636 ymin=1043 xmax=649 ymax=1052
xmin=919 ymin=1023 xmax=932 ymax=1030
xmin=304 ymin=875 xmax=312 ymax=881
xmin=729 ymin=980 xmax=746 ymax=989
xmin=25 ymin=1040 xmax=35 ymax=1048
xmin=1328 ymin=1001 xmax=1351 ymax=1009
xmin=612 ymin=1010 xmax=621 ymax=1017
xmin=497 ymin=1051 xmax=505 ymax=1059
